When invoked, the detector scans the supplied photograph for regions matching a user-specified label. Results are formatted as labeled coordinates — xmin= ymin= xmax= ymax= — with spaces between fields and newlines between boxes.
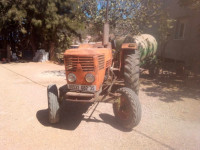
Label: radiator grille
xmin=98 ymin=55 xmax=105 ymax=70
xmin=106 ymin=59 xmax=112 ymax=68
xmin=65 ymin=56 xmax=94 ymax=72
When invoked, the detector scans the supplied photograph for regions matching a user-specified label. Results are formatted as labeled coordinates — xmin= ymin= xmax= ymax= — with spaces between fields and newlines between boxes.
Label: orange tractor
xmin=47 ymin=33 xmax=141 ymax=129
xmin=47 ymin=3 xmax=141 ymax=130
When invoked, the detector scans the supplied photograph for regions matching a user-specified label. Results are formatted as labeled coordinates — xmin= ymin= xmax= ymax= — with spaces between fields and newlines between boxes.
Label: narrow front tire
xmin=113 ymin=87 xmax=141 ymax=130
xmin=47 ymin=84 xmax=60 ymax=123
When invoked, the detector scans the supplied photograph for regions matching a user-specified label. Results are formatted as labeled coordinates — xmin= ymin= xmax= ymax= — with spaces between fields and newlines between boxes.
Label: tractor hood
xmin=64 ymin=48 xmax=111 ymax=57
xmin=63 ymin=44 xmax=113 ymax=91
xmin=64 ymin=43 xmax=112 ymax=57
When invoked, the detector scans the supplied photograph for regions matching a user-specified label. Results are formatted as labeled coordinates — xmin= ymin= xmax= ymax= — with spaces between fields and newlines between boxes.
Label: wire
xmin=0 ymin=65 xmax=46 ymax=88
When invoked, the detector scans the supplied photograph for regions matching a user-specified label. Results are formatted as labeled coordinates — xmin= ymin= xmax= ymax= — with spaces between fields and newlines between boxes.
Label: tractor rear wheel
xmin=113 ymin=87 xmax=141 ymax=130
xmin=124 ymin=51 xmax=140 ymax=94
xmin=47 ymin=84 xmax=60 ymax=123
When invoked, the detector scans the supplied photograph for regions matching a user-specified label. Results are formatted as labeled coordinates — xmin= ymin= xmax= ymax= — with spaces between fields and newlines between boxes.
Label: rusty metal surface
xmin=63 ymin=91 xmax=120 ymax=103
xmin=66 ymin=92 xmax=94 ymax=97
xmin=65 ymin=98 xmax=95 ymax=103
xmin=121 ymin=43 xmax=137 ymax=50
xmin=64 ymin=45 xmax=113 ymax=91
xmin=109 ymin=92 xmax=121 ymax=97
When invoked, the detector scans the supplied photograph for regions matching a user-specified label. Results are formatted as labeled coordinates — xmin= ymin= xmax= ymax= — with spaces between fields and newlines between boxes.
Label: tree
xmin=0 ymin=0 xmax=84 ymax=60
xmin=0 ymin=0 xmax=176 ymax=61
xmin=80 ymin=0 xmax=164 ymax=39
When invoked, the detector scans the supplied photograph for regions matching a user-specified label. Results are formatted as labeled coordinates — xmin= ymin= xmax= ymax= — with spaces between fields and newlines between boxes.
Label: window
xmin=175 ymin=19 xmax=186 ymax=39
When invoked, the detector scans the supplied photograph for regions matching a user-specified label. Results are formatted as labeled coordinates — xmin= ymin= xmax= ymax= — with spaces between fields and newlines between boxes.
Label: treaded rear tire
xmin=113 ymin=87 xmax=141 ymax=130
xmin=47 ymin=84 xmax=60 ymax=123
xmin=124 ymin=51 xmax=140 ymax=94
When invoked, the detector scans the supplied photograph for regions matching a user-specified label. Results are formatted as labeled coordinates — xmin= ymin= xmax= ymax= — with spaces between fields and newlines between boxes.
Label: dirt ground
xmin=0 ymin=62 xmax=200 ymax=150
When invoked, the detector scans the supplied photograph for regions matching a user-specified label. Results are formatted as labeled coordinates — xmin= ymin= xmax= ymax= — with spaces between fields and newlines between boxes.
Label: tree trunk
xmin=30 ymin=33 xmax=37 ymax=55
xmin=29 ymin=26 xmax=37 ymax=55
xmin=7 ymin=44 xmax=11 ymax=62
xmin=49 ymin=42 xmax=55 ymax=60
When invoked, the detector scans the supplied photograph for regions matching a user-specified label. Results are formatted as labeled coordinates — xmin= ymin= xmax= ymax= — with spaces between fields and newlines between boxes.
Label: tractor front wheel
xmin=59 ymin=84 xmax=68 ymax=103
xmin=113 ymin=87 xmax=141 ymax=130
xmin=47 ymin=84 xmax=60 ymax=123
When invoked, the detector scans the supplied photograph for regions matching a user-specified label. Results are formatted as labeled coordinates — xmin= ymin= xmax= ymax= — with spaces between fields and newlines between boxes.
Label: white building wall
xmin=160 ymin=0 xmax=200 ymax=68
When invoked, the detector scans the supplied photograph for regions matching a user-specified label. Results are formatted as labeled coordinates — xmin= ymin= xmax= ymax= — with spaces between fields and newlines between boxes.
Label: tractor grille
xmin=65 ymin=56 xmax=94 ymax=72
xmin=106 ymin=59 xmax=112 ymax=68
xmin=98 ymin=55 xmax=105 ymax=70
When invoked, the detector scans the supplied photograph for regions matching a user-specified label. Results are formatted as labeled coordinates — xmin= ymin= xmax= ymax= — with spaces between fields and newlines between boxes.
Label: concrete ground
xmin=0 ymin=62 xmax=199 ymax=150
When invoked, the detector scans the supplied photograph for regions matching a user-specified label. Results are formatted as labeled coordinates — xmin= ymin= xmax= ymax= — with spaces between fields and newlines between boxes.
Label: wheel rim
xmin=116 ymin=95 xmax=131 ymax=120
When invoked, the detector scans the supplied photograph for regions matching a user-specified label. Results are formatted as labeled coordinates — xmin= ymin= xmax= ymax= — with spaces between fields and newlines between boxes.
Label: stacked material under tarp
xmin=12 ymin=53 xmax=18 ymax=61
xmin=33 ymin=49 xmax=49 ymax=62
xmin=123 ymin=34 xmax=158 ymax=61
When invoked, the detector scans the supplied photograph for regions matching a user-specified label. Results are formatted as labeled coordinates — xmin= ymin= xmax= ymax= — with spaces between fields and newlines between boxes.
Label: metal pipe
xmin=66 ymin=92 xmax=94 ymax=97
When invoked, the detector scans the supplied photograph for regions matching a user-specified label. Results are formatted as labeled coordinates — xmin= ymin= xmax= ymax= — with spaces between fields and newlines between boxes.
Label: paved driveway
xmin=0 ymin=62 xmax=199 ymax=150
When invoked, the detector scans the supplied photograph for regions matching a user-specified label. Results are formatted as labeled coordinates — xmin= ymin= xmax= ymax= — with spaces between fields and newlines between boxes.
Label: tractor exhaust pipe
xmin=103 ymin=0 xmax=109 ymax=47
xmin=103 ymin=23 xmax=109 ymax=47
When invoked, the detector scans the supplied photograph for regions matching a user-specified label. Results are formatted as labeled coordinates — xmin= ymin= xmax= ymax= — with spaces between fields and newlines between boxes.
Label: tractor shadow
xmin=36 ymin=102 xmax=129 ymax=131
xmin=98 ymin=113 xmax=131 ymax=132
xmin=82 ymin=113 xmax=130 ymax=132
xmin=140 ymin=73 xmax=200 ymax=103
xmin=36 ymin=101 xmax=91 ymax=130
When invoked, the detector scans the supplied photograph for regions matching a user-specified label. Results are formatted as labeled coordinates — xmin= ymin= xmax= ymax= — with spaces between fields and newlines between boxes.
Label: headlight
xmin=67 ymin=73 xmax=76 ymax=82
xmin=85 ymin=73 xmax=95 ymax=83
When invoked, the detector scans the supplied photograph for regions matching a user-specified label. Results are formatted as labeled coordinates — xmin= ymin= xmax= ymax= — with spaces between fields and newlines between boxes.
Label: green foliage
xmin=0 ymin=0 xmax=178 ymax=60
xmin=0 ymin=0 xmax=84 ymax=58
xmin=81 ymin=0 xmax=164 ymax=38
xmin=157 ymin=10 xmax=175 ymax=43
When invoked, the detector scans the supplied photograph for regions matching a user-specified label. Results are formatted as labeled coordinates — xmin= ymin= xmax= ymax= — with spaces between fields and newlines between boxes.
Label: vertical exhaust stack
xmin=103 ymin=0 xmax=109 ymax=48
xmin=103 ymin=23 xmax=109 ymax=47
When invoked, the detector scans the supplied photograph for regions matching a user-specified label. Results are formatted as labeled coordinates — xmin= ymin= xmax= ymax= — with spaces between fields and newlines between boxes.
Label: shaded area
xmin=41 ymin=70 xmax=65 ymax=77
xmin=37 ymin=101 xmax=91 ymax=130
xmin=1 ymin=60 xmax=32 ymax=64
xmin=37 ymin=101 xmax=125 ymax=131
xmin=37 ymin=101 xmax=131 ymax=132
xmin=140 ymin=74 xmax=200 ymax=103
xmin=37 ymin=109 xmax=174 ymax=149
xmin=98 ymin=113 xmax=130 ymax=132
